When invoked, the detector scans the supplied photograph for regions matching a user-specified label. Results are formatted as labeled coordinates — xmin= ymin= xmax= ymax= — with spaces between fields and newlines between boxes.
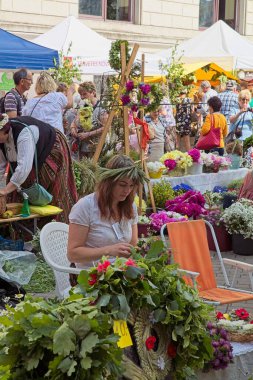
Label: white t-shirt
xmin=69 ymin=192 xmax=138 ymax=268
xmin=22 ymin=92 xmax=67 ymax=133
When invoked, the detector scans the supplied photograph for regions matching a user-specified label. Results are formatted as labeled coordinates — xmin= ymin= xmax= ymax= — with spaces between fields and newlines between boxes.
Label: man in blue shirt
xmin=218 ymin=80 xmax=238 ymax=126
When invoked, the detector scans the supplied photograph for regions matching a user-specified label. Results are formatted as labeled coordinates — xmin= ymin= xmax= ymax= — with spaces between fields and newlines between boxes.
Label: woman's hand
xmin=107 ymin=242 xmax=133 ymax=258
xmin=77 ymin=132 xmax=91 ymax=141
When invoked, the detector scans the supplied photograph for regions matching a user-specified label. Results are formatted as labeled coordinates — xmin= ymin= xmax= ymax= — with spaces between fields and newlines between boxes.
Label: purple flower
xmin=140 ymin=97 xmax=150 ymax=106
xmin=126 ymin=80 xmax=134 ymax=92
xmin=121 ymin=94 xmax=131 ymax=106
xmin=131 ymin=104 xmax=139 ymax=112
xmin=188 ymin=148 xmax=201 ymax=163
xmin=165 ymin=190 xmax=206 ymax=217
xmin=149 ymin=211 xmax=187 ymax=231
xmin=139 ymin=83 xmax=151 ymax=95
xmin=164 ymin=159 xmax=177 ymax=171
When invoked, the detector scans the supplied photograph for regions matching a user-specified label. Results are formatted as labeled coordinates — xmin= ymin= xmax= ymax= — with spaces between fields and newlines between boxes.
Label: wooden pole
xmin=92 ymin=44 xmax=139 ymax=164
xmin=138 ymin=54 xmax=145 ymax=215
xmin=120 ymin=43 xmax=130 ymax=156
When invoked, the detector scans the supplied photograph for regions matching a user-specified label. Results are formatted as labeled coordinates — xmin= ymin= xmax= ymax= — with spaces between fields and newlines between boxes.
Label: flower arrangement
xmin=165 ymin=190 xmax=206 ymax=218
xmin=201 ymin=152 xmax=221 ymax=173
xmin=160 ymin=150 xmax=193 ymax=175
xmin=76 ymin=249 xmax=215 ymax=380
xmin=202 ymin=209 xmax=223 ymax=227
xmin=79 ymin=105 xmax=93 ymax=131
xmin=219 ymin=156 xmax=231 ymax=169
xmin=205 ymin=322 xmax=233 ymax=370
xmin=222 ymin=199 xmax=253 ymax=239
xmin=147 ymin=161 xmax=165 ymax=179
xmin=215 ymin=309 xmax=253 ymax=340
xmin=149 ymin=179 xmax=174 ymax=209
xmin=187 ymin=148 xmax=202 ymax=163
xmin=120 ymin=80 xmax=163 ymax=112
xmin=149 ymin=210 xmax=188 ymax=231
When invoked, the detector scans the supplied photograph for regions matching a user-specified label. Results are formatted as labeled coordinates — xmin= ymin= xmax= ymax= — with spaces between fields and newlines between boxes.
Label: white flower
xmin=138 ymin=215 xmax=150 ymax=224
xmin=157 ymin=356 xmax=165 ymax=370
xmin=147 ymin=161 xmax=165 ymax=173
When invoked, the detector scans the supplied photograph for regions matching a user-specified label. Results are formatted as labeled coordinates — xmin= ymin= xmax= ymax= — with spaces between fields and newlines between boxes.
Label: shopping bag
xmin=196 ymin=114 xmax=220 ymax=150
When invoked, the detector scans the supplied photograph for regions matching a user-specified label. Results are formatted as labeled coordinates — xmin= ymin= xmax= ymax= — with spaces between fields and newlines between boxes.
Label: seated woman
xmin=199 ymin=96 xmax=228 ymax=156
xmin=0 ymin=113 xmax=78 ymax=222
xmin=67 ymin=155 xmax=146 ymax=268
xmin=238 ymin=170 xmax=253 ymax=201
xmin=22 ymin=72 xmax=75 ymax=134
xmin=229 ymin=90 xmax=253 ymax=141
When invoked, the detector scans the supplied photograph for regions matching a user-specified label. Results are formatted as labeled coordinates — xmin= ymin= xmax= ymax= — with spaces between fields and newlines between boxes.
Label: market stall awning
xmin=0 ymin=28 xmax=58 ymax=70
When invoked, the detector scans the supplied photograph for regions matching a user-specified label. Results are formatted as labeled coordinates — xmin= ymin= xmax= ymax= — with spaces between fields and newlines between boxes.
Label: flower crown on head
xmin=98 ymin=163 xmax=149 ymax=185
xmin=0 ymin=114 xmax=9 ymax=129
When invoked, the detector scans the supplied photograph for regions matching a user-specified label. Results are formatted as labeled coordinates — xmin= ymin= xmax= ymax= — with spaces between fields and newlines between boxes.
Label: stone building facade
xmin=0 ymin=0 xmax=253 ymax=53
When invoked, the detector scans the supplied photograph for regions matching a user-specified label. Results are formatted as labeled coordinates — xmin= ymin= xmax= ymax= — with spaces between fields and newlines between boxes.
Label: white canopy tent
xmin=33 ymin=16 xmax=162 ymax=76
xmin=150 ymin=20 xmax=253 ymax=73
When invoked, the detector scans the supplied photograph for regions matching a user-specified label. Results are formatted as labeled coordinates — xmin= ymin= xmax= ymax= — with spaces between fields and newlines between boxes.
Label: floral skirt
xmin=8 ymin=130 xmax=78 ymax=223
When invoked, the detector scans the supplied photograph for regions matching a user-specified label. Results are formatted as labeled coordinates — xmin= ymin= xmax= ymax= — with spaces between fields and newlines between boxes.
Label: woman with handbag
xmin=229 ymin=90 xmax=253 ymax=142
xmin=197 ymin=96 xmax=228 ymax=156
xmin=0 ymin=113 xmax=78 ymax=222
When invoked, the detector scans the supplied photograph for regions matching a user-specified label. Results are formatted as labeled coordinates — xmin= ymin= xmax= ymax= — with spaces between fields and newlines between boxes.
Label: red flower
xmin=125 ymin=259 xmax=137 ymax=267
xmin=235 ymin=308 xmax=249 ymax=320
xmin=167 ymin=342 xmax=177 ymax=358
xmin=88 ymin=273 xmax=97 ymax=286
xmin=216 ymin=312 xmax=225 ymax=320
xmin=145 ymin=336 xmax=156 ymax=351
xmin=97 ymin=260 xmax=111 ymax=273
xmin=250 ymin=321 xmax=253 ymax=324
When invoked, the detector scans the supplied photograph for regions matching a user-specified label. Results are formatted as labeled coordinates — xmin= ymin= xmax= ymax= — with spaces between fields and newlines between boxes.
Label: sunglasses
xmin=240 ymin=98 xmax=250 ymax=101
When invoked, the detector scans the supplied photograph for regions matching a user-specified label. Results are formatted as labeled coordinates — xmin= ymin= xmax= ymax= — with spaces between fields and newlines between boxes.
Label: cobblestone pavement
xmin=212 ymin=250 xmax=253 ymax=313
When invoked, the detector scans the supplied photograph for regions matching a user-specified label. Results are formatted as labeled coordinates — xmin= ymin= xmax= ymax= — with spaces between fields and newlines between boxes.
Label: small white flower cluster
xmin=147 ymin=161 xmax=165 ymax=173
xmin=217 ymin=319 xmax=253 ymax=334
xmin=222 ymin=199 xmax=253 ymax=239
xmin=166 ymin=211 xmax=185 ymax=219
xmin=138 ymin=215 xmax=150 ymax=224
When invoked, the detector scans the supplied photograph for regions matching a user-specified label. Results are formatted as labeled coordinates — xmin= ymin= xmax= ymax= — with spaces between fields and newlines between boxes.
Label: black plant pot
xmin=223 ymin=194 xmax=238 ymax=209
xmin=232 ymin=234 xmax=253 ymax=256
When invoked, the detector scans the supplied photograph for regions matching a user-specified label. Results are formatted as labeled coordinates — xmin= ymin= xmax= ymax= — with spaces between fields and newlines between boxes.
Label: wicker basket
xmin=0 ymin=196 xmax=6 ymax=216
xmin=228 ymin=331 xmax=253 ymax=343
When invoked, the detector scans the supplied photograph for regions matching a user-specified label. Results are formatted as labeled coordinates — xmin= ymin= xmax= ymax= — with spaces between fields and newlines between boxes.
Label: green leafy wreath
xmin=109 ymin=40 xmax=131 ymax=71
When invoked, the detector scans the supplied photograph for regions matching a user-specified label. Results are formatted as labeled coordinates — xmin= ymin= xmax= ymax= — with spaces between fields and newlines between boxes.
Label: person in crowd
xmin=160 ymin=91 xmax=176 ymax=151
xmin=145 ymin=107 xmax=171 ymax=162
xmin=56 ymin=82 xmax=68 ymax=96
xmin=175 ymin=89 xmax=192 ymax=151
xmin=2 ymin=68 xmax=33 ymax=117
xmin=70 ymin=81 xmax=108 ymax=158
xmin=229 ymin=90 xmax=253 ymax=141
xmin=239 ymin=170 xmax=253 ymax=201
xmin=217 ymin=80 xmax=238 ymax=126
xmin=199 ymin=80 xmax=217 ymax=116
xmin=199 ymin=96 xmax=228 ymax=156
xmin=67 ymin=154 xmax=144 ymax=268
xmin=22 ymin=72 xmax=75 ymax=134
xmin=0 ymin=113 xmax=78 ymax=223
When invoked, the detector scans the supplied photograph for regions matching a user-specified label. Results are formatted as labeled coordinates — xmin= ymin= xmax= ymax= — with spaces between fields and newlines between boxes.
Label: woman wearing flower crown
xmin=68 ymin=155 xmax=147 ymax=269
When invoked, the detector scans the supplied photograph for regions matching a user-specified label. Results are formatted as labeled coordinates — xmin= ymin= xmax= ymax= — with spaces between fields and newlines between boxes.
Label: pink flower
xmin=125 ymin=259 xmax=137 ymax=267
xmin=188 ymin=148 xmax=201 ymax=163
xmin=126 ymin=80 xmax=134 ymax=92
xmin=121 ymin=94 xmax=131 ymax=105
xmin=131 ymin=104 xmax=138 ymax=112
xmin=97 ymin=260 xmax=111 ymax=273
xmin=88 ymin=273 xmax=97 ymax=286
xmin=164 ymin=159 xmax=177 ymax=171
xmin=140 ymin=97 xmax=150 ymax=106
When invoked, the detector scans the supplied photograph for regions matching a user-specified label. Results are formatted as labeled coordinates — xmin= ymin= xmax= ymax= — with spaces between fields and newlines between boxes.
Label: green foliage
xmin=49 ymin=47 xmax=81 ymax=85
xmin=0 ymin=295 xmax=122 ymax=379
xmin=109 ymin=40 xmax=131 ymax=72
xmin=24 ymin=258 xmax=55 ymax=293
xmin=73 ymin=158 xmax=99 ymax=197
xmin=243 ymin=135 xmax=253 ymax=152
xmin=149 ymin=179 xmax=175 ymax=208
xmin=75 ymin=250 xmax=214 ymax=380
xmin=227 ymin=178 xmax=244 ymax=192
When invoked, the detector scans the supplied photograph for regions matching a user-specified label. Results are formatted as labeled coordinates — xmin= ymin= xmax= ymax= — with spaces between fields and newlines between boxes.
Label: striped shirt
xmin=4 ymin=89 xmax=26 ymax=115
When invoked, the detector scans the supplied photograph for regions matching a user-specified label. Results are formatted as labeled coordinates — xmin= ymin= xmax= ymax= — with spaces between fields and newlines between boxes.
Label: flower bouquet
xmin=149 ymin=210 xmax=188 ymax=232
xmin=165 ymin=190 xmax=206 ymax=218
xmin=160 ymin=150 xmax=193 ymax=177
xmin=219 ymin=156 xmax=231 ymax=171
xmin=201 ymin=152 xmax=221 ymax=173
xmin=216 ymin=308 xmax=253 ymax=342
xmin=187 ymin=148 xmax=203 ymax=175
xmin=147 ymin=161 xmax=165 ymax=179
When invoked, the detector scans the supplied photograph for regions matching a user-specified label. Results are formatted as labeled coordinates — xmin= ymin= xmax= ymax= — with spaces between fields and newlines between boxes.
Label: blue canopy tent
xmin=0 ymin=28 xmax=59 ymax=70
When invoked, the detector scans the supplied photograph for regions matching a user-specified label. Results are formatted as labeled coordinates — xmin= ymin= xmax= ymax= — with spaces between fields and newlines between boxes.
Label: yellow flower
xmin=134 ymin=195 xmax=147 ymax=213
xmin=223 ymin=313 xmax=230 ymax=320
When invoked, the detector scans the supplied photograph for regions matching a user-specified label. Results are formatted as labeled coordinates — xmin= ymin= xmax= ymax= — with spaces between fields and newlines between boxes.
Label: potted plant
xmin=147 ymin=161 xmax=165 ymax=179
xmin=222 ymin=199 xmax=253 ymax=255
xmin=225 ymin=140 xmax=243 ymax=170
xmin=160 ymin=150 xmax=193 ymax=177
xmin=187 ymin=148 xmax=203 ymax=175
xmin=148 ymin=179 xmax=174 ymax=209
xmin=137 ymin=215 xmax=152 ymax=237
xmin=202 ymin=208 xmax=232 ymax=252
xmin=201 ymin=152 xmax=221 ymax=173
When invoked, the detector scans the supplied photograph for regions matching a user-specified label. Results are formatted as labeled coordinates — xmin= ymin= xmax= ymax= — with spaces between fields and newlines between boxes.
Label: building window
xmin=199 ymin=0 xmax=238 ymax=30
xmin=79 ymin=0 xmax=133 ymax=22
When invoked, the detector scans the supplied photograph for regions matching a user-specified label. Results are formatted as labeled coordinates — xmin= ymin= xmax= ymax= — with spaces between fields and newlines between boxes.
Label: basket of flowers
xmin=216 ymin=308 xmax=253 ymax=342
xmin=147 ymin=161 xmax=165 ymax=179
xmin=201 ymin=152 xmax=221 ymax=173
xmin=160 ymin=150 xmax=193 ymax=177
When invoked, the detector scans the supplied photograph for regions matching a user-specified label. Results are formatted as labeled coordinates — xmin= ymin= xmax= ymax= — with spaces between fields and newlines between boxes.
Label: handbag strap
xmin=29 ymin=94 xmax=46 ymax=116
xmin=9 ymin=121 xmax=39 ymax=183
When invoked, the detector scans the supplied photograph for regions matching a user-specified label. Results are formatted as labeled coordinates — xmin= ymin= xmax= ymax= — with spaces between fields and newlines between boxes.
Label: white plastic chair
xmin=40 ymin=222 xmax=82 ymax=298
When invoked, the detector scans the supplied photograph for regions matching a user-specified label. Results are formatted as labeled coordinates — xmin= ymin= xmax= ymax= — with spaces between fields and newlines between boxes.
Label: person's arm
xmin=65 ymin=84 xmax=76 ymax=109
xmin=77 ymin=126 xmax=104 ymax=141
xmin=223 ymin=118 xmax=228 ymax=138
xmin=4 ymin=93 xmax=18 ymax=118
xmin=67 ymin=223 xmax=133 ymax=264
xmin=130 ymin=224 xmax=138 ymax=246
xmin=200 ymin=114 xmax=211 ymax=135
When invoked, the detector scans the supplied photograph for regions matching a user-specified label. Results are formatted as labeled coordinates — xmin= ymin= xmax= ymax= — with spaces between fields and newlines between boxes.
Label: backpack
xmin=0 ymin=89 xmax=24 ymax=116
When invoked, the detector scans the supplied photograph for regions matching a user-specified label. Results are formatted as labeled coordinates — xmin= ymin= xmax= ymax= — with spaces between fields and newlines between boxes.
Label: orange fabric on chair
xmin=166 ymin=219 xmax=253 ymax=305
